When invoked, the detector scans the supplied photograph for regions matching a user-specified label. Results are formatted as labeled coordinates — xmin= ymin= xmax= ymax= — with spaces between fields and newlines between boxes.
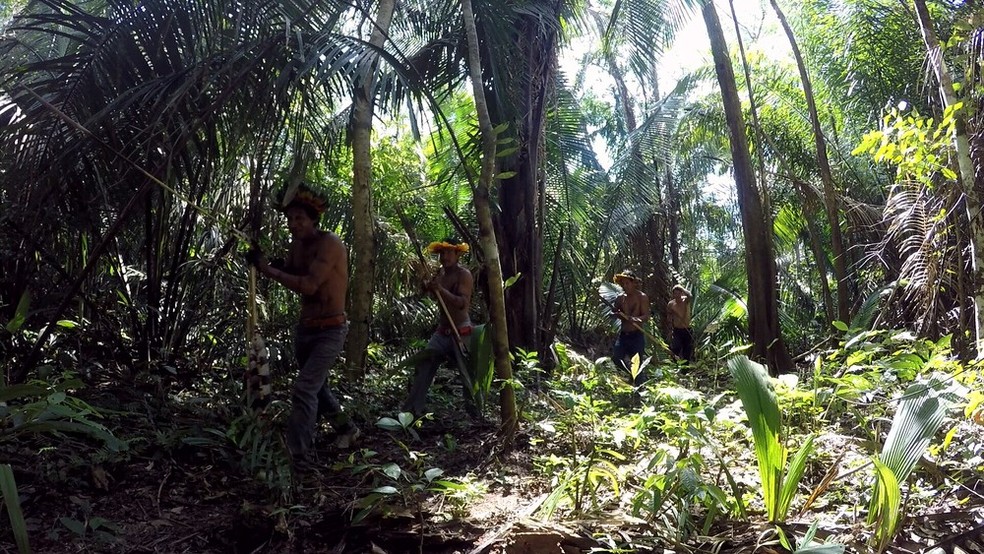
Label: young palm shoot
xmin=730 ymin=356 xmax=815 ymax=523
xmin=867 ymin=375 xmax=962 ymax=552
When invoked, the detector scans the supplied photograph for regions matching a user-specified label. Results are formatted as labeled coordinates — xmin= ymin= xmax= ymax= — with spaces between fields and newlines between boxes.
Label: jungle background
xmin=2 ymin=0 xmax=984 ymax=552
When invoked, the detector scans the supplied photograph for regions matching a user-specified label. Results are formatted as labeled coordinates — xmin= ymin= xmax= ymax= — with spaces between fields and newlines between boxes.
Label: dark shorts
xmin=671 ymin=327 xmax=694 ymax=362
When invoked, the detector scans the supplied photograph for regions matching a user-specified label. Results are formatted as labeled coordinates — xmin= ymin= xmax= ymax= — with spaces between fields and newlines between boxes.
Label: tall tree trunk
xmin=702 ymin=0 xmax=793 ymax=375
xmin=771 ymin=0 xmax=850 ymax=326
xmin=912 ymin=0 xmax=984 ymax=354
xmin=667 ymin=167 xmax=681 ymax=270
xmin=490 ymin=5 xmax=562 ymax=357
xmin=346 ymin=0 xmax=397 ymax=376
xmin=462 ymin=0 xmax=517 ymax=446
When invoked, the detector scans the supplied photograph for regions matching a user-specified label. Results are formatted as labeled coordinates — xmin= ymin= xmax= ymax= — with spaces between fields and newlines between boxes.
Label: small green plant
xmin=730 ymin=356 xmax=815 ymax=523
xmin=429 ymin=473 xmax=488 ymax=518
xmin=52 ymin=495 xmax=121 ymax=546
xmin=867 ymin=374 xmax=963 ymax=552
xmin=345 ymin=413 xmax=467 ymax=525
xmin=174 ymin=406 xmax=291 ymax=491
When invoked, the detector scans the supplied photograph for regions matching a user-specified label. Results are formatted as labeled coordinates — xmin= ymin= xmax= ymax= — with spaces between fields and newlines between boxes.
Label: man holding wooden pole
xmin=403 ymin=238 xmax=480 ymax=418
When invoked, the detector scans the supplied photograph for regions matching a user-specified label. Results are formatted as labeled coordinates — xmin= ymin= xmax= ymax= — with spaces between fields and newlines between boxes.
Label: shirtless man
xmin=667 ymin=284 xmax=694 ymax=363
xmin=247 ymin=184 xmax=359 ymax=470
xmin=612 ymin=270 xmax=651 ymax=386
xmin=403 ymin=238 xmax=477 ymax=417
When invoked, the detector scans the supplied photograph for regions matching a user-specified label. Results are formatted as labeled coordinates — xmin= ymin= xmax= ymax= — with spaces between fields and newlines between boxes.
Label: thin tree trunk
xmin=771 ymin=0 xmax=850 ymax=326
xmin=346 ymin=0 xmax=397 ymax=377
xmin=462 ymin=0 xmax=517 ymax=446
xmin=800 ymin=183 xmax=836 ymax=324
xmin=912 ymin=0 xmax=984 ymax=354
xmin=702 ymin=0 xmax=793 ymax=375
xmin=667 ymin=167 xmax=681 ymax=270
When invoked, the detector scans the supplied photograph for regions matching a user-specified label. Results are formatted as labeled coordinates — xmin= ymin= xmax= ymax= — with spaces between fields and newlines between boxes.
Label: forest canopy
xmin=1 ymin=0 xmax=983 ymax=552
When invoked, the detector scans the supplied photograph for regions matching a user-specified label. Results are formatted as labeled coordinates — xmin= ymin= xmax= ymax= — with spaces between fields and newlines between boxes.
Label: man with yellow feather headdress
xmin=402 ymin=237 xmax=479 ymax=418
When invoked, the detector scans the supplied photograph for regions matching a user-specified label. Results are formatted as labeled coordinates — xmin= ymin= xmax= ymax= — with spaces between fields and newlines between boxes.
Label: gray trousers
xmin=403 ymin=332 xmax=474 ymax=416
xmin=287 ymin=324 xmax=351 ymax=460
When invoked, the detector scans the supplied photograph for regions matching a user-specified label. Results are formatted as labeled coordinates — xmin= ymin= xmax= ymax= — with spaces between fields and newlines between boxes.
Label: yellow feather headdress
xmin=426 ymin=241 xmax=469 ymax=254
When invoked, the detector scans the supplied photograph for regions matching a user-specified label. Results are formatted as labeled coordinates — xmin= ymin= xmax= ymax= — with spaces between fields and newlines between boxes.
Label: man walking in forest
xmin=612 ymin=270 xmax=651 ymax=386
xmin=667 ymin=284 xmax=694 ymax=364
xmin=246 ymin=183 xmax=359 ymax=472
xmin=403 ymin=238 xmax=479 ymax=418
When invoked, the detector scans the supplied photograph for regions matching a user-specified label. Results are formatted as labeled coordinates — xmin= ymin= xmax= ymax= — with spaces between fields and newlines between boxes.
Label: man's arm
xmin=262 ymin=236 xmax=340 ymax=296
xmin=434 ymin=268 xmax=473 ymax=310
xmin=638 ymin=293 xmax=651 ymax=322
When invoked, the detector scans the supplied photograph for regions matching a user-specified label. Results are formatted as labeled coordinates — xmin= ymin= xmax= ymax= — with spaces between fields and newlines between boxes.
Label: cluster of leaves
xmin=505 ymin=329 xmax=981 ymax=552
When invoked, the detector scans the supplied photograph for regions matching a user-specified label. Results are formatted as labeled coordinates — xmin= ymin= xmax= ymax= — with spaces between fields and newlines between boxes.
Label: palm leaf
xmin=0 ymin=464 xmax=29 ymax=554
xmin=467 ymin=323 xmax=495 ymax=409
xmin=867 ymin=374 xmax=962 ymax=546
xmin=729 ymin=355 xmax=785 ymax=521
xmin=870 ymin=457 xmax=902 ymax=553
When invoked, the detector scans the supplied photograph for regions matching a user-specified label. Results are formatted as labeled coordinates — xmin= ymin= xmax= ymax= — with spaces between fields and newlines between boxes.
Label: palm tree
xmin=911 ymin=0 xmax=983 ymax=354
xmin=0 ymin=0 xmax=385 ymax=381
xmin=346 ymin=0 xmax=398 ymax=377
xmin=770 ymin=0 xmax=850 ymax=327
xmin=459 ymin=0 xmax=518 ymax=444
xmin=702 ymin=0 xmax=793 ymax=374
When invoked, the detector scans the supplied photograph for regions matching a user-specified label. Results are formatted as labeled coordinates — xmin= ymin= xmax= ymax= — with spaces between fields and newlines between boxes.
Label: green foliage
xmin=0 ymin=372 xmax=127 ymax=452
xmin=729 ymin=356 xmax=815 ymax=523
xmin=466 ymin=324 xmax=495 ymax=409
xmin=342 ymin=413 xmax=471 ymax=523
xmin=866 ymin=373 xmax=963 ymax=550
xmin=53 ymin=495 xmax=122 ymax=547
xmin=179 ymin=409 xmax=292 ymax=491
xmin=0 ymin=464 xmax=30 ymax=554
xmin=869 ymin=457 xmax=901 ymax=553
xmin=792 ymin=520 xmax=846 ymax=553
xmin=853 ymin=104 xmax=962 ymax=185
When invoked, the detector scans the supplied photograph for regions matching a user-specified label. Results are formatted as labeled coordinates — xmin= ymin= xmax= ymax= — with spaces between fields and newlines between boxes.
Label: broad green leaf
xmin=729 ymin=356 xmax=784 ymax=522
xmin=4 ymin=290 xmax=30 ymax=333
xmin=0 ymin=464 xmax=30 ymax=554
xmin=870 ymin=458 xmax=901 ymax=552
xmin=60 ymin=516 xmax=87 ymax=536
xmin=381 ymin=463 xmax=401 ymax=481
xmin=778 ymin=434 xmax=815 ymax=518
xmin=376 ymin=417 xmax=403 ymax=431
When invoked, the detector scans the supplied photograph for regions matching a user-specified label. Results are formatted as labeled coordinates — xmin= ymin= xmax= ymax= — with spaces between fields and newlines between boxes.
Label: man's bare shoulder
xmin=315 ymin=231 xmax=345 ymax=253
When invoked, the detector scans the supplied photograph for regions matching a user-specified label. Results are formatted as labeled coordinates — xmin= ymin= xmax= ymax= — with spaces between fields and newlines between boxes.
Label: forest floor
xmin=4 ymin=349 xmax=984 ymax=554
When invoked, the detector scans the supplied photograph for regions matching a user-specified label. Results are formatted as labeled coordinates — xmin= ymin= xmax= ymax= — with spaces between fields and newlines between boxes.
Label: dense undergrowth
xmin=1 ymin=327 xmax=983 ymax=553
